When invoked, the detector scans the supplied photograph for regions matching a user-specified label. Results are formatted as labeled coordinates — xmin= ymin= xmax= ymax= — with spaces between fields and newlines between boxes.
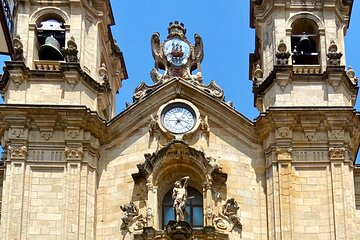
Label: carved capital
xmin=276 ymin=148 xmax=292 ymax=161
xmin=8 ymin=145 xmax=28 ymax=159
xmin=329 ymin=147 xmax=346 ymax=160
xmin=64 ymin=146 xmax=83 ymax=160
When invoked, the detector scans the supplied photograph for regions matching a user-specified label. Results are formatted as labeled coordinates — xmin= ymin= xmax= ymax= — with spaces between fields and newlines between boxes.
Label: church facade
xmin=0 ymin=0 xmax=359 ymax=239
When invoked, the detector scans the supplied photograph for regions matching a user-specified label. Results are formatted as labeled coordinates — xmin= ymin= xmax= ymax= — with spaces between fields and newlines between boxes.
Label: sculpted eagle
xmin=151 ymin=32 xmax=166 ymax=70
xmin=193 ymin=33 xmax=204 ymax=63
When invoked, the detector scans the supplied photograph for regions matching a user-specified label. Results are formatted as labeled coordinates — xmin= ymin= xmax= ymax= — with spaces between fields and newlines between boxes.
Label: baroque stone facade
xmin=0 ymin=0 xmax=359 ymax=240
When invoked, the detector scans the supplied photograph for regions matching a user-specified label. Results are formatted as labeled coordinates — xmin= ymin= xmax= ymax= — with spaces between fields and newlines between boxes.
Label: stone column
xmin=203 ymin=181 xmax=213 ymax=226
xmin=64 ymin=145 xmax=83 ymax=239
xmin=146 ymin=179 xmax=157 ymax=229
xmin=3 ymin=144 xmax=28 ymax=239
xmin=276 ymin=148 xmax=293 ymax=240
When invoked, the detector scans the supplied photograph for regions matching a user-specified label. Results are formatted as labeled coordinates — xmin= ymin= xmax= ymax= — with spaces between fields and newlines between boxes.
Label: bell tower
xmin=0 ymin=0 xmax=127 ymax=120
xmin=252 ymin=1 xmax=360 ymax=239
xmin=250 ymin=0 xmax=357 ymax=111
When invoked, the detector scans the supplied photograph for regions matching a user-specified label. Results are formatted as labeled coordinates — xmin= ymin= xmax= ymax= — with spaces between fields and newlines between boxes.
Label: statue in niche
xmin=172 ymin=176 xmax=189 ymax=222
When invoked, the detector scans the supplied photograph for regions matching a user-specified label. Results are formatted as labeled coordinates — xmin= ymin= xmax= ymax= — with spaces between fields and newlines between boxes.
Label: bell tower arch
xmin=250 ymin=0 xmax=357 ymax=111
xmin=252 ymin=1 xmax=360 ymax=239
xmin=0 ymin=0 xmax=127 ymax=120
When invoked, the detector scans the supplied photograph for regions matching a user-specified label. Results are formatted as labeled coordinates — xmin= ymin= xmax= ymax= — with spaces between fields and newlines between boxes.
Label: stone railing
xmin=34 ymin=60 xmax=61 ymax=71
xmin=293 ymin=65 xmax=321 ymax=74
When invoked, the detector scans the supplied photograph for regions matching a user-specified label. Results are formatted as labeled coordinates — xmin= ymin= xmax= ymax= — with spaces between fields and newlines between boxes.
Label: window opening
xmin=163 ymin=186 xmax=203 ymax=228
xmin=291 ymin=19 xmax=319 ymax=65
xmin=36 ymin=19 xmax=65 ymax=61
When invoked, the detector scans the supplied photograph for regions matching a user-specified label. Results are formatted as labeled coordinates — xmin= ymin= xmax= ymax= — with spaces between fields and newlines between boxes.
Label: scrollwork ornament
xmin=213 ymin=198 xmax=242 ymax=232
xmin=120 ymin=202 xmax=145 ymax=233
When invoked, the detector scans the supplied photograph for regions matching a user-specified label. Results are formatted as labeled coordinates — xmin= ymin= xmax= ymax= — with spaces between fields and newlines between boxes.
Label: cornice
xmin=253 ymin=65 xmax=358 ymax=108
xmin=0 ymin=61 xmax=111 ymax=94
xmin=0 ymin=104 xmax=106 ymax=142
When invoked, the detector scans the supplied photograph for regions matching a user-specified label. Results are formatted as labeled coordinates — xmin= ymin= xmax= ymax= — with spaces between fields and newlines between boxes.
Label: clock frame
xmin=158 ymin=99 xmax=200 ymax=136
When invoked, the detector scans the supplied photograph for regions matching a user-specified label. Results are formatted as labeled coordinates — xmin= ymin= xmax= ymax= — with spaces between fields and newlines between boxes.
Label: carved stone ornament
xmin=132 ymin=140 xmax=227 ymax=186
xmin=276 ymin=127 xmax=290 ymax=139
xmin=41 ymin=130 xmax=53 ymax=141
xmin=253 ymin=64 xmax=263 ymax=83
xmin=346 ymin=66 xmax=358 ymax=84
xmin=276 ymin=71 xmax=292 ymax=92
xmin=132 ymin=22 xmax=227 ymax=103
xmin=132 ymin=82 xmax=160 ymax=102
xmin=9 ymin=69 xmax=26 ymax=88
xmin=327 ymin=40 xmax=343 ymax=66
xmin=213 ymin=198 xmax=242 ymax=232
xmin=12 ymin=35 xmax=24 ymax=61
xmin=151 ymin=21 xmax=203 ymax=84
xmin=64 ymin=146 xmax=83 ymax=160
xmin=328 ymin=129 xmax=345 ymax=140
xmin=275 ymin=40 xmax=290 ymax=65
xmin=197 ymin=80 xmax=225 ymax=101
xmin=9 ymin=127 xmax=26 ymax=139
xmin=8 ymin=145 xmax=28 ymax=159
xmin=276 ymin=148 xmax=292 ymax=161
xmin=166 ymin=220 xmax=192 ymax=240
xmin=329 ymin=147 xmax=346 ymax=160
xmin=63 ymin=71 xmax=79 ymax=89
xmin=120 ymin=202 xmax=145 ymax=233
xmin=148 ymin=114 xmax=159 ymax=136
xmin=61 ymin=36 xmax=79 ymax=63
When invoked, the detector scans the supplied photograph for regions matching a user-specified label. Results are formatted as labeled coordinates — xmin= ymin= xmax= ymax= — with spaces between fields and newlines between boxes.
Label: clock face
xmin=161 ymin=104 xmax=196 ymax=134
xmin=164 ymin=38 xmax=190 ymax=66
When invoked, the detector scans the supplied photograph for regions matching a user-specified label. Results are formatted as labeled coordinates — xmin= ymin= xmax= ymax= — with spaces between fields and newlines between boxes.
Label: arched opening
xmin=162 ymin=186 xmax=203 ymax=228
xmin=36 ymin=16 xmax=65 ymax=61
xmin=291 ymin=18 xmax=319 ymax=65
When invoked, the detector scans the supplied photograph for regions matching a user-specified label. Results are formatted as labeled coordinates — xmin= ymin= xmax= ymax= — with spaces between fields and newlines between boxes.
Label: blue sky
xmin=111 ymin=0 xmax=360 ymax=120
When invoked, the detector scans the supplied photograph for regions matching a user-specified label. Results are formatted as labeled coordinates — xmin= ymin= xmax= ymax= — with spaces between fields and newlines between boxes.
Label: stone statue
xmin=172 ymin=176 xmax=189 ymax=222
xmin=120 ymin=201 xmax=139 ymax=228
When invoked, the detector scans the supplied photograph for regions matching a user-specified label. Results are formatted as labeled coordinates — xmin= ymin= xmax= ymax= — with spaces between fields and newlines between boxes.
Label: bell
xmin=297 ymin=35 xmax=313 ymax=54
xmin=38 ymin=36 xmax=64 ymax=61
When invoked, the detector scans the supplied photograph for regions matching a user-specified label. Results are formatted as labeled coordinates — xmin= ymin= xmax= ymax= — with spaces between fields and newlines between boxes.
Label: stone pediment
xmin=106 ymin=78 xmax=258 ymax=147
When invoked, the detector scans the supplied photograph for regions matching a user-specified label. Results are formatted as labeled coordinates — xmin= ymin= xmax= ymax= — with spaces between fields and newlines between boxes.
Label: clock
xmin=164 ymin=38 xmax=191 ymax=66
xmin=160 ymin=102 xmax=196 ymax=134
